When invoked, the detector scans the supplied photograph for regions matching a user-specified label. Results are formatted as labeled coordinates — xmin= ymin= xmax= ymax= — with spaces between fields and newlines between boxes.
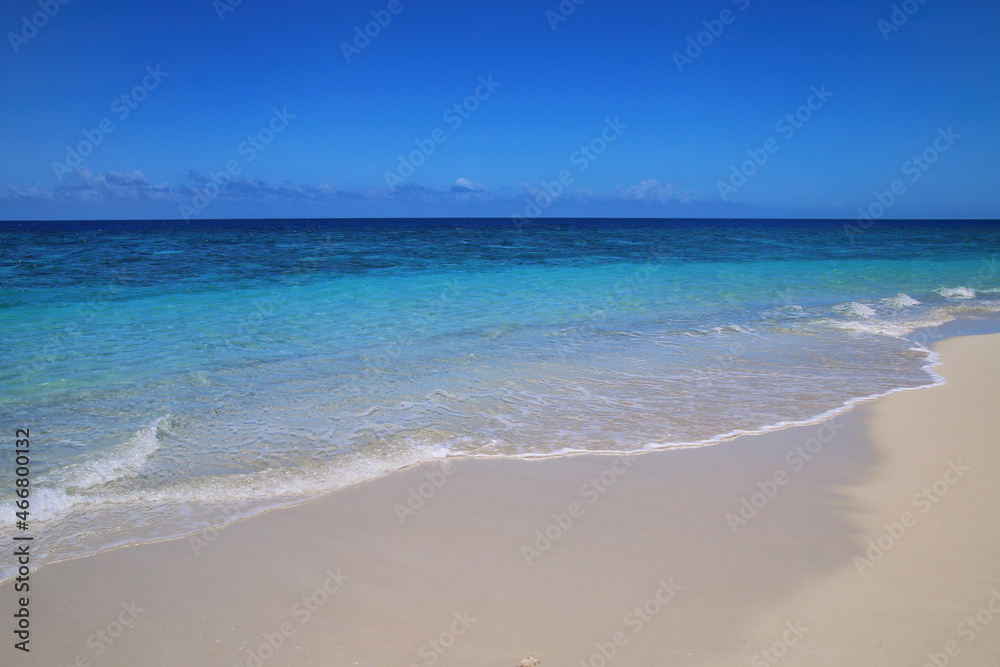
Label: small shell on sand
xmin=516 ymin=658 xmax=539 ymax=667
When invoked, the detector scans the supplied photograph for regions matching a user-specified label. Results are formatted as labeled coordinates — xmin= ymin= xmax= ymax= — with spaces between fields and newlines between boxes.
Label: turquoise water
xmin=1 ymin=218 xmax=999 ymax=577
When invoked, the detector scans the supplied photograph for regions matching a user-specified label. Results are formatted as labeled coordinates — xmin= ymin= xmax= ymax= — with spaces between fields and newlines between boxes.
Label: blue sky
xmin=1 ymin=0 xmax=998 ymax=220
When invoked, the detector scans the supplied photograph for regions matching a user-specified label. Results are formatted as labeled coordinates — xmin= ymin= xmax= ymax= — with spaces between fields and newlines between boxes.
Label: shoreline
xmin=5 ymin=313 xmax=999 ymax=586
xmin=6 ymin=326 xmax=1000 ymax=664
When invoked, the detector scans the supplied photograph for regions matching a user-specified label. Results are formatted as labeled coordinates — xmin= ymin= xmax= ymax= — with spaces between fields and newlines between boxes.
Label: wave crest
xmin=937 ymin=286 xmax=976 ymax=299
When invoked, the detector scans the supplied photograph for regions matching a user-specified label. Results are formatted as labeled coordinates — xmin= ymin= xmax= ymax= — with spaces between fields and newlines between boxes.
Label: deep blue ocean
xmin=2 ymin=218 xmax=999 ymax=578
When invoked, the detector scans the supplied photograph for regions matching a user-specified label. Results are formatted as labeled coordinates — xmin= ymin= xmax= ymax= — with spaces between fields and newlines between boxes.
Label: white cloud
xmin=1 ymin=171 xmax=702 ymax=215
xmin=2 ymin=183 xmax=55 ymax=203
xmin=57 ymin=168 xmax=173 ymax=201
xmin=450 ymin=177 xmax=486 ymax=193
xmin=609 ymin=179 xmax=696 ymax=204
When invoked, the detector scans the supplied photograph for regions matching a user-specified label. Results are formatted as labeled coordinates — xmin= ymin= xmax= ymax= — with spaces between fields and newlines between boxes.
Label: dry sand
xmin=8 ymin=332 xmax=1000 ymax=666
